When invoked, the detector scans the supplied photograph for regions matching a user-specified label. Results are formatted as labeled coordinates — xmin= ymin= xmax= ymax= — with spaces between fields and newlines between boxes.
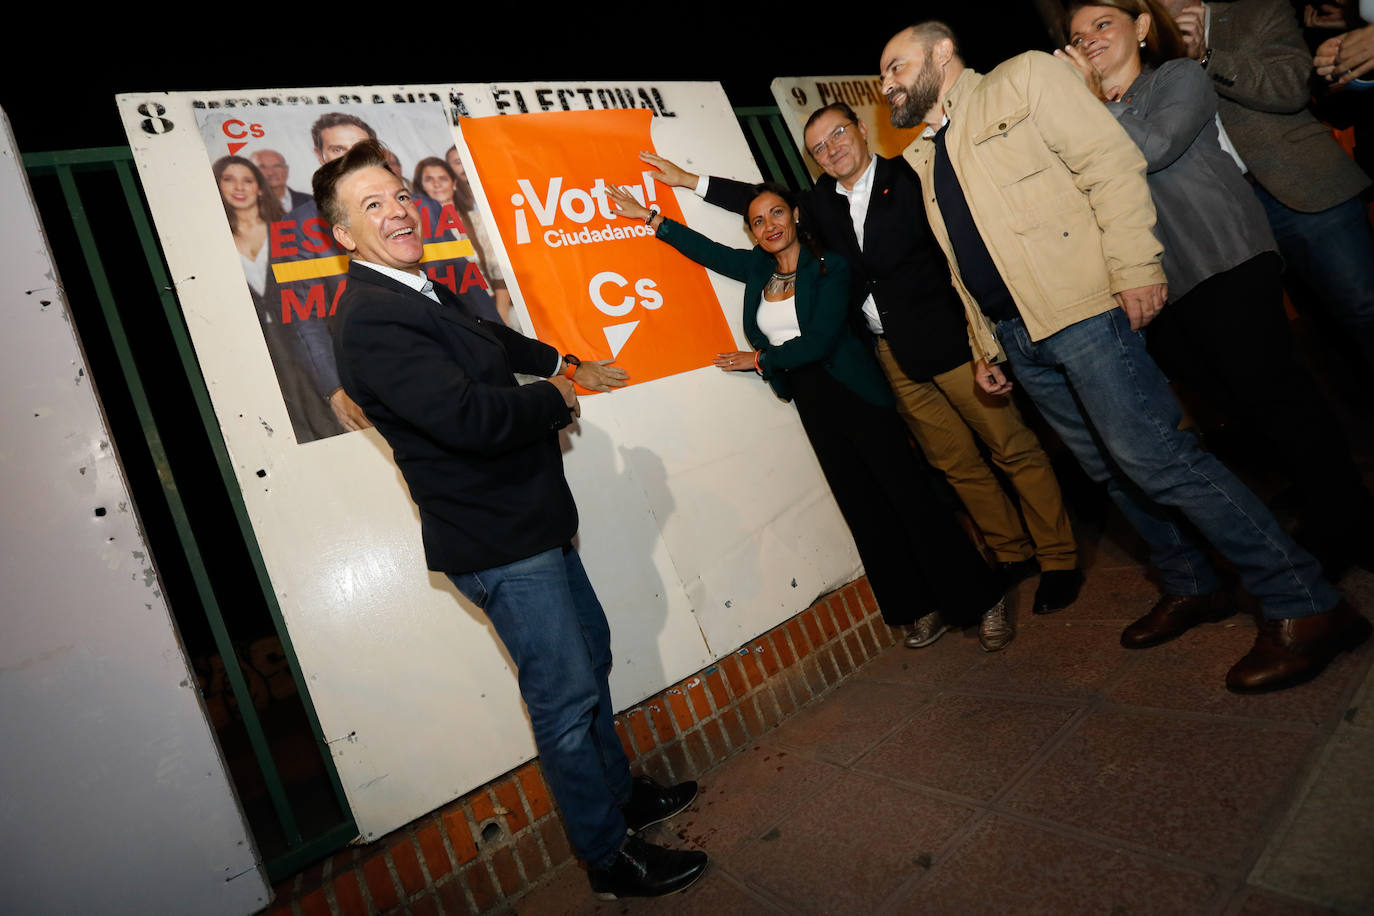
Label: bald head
xmin=880 ymin=22 xmax=963 ymax=128
xmin=251 ymin=149 xmax=289 ymax=196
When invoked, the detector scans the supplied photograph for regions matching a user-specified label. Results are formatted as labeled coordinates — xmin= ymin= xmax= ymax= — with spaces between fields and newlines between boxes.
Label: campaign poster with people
xmin=195 ymin=102 xmax=507 ymax=444
xmin=460 ymin=109 xmax=736 ymax=387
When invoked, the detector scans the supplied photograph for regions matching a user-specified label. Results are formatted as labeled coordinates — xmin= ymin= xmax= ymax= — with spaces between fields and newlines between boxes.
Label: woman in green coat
xmin=608 ymin=182 xmax=1009 ymax=650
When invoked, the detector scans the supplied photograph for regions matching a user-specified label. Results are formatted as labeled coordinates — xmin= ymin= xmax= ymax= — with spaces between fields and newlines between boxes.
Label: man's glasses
xmin=810 ymin=123 xmax=855 ymax=158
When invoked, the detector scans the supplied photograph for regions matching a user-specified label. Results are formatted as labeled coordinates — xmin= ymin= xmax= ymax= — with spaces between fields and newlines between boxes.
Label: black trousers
xmin=1147 ymin=252 xmax=1370 ymax=542
xmin=787 ymin=363 xmax=1003 ymax=627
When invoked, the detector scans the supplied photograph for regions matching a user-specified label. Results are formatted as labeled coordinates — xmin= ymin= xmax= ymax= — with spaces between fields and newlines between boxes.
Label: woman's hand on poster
xmin=1054 ymin=44 xmax=1122 ymax=101
xmin=606 ymin=183 xmax=654 ymax=222
xmin=638 ymin=151 xmax=700 ymax=189
xmin=329 ymin=388 xmax=373 ymax=431
xmin=713 ymin=351 xmax=758 ymax=373
xmin=573 ymin=359 xmax=630 ymax=392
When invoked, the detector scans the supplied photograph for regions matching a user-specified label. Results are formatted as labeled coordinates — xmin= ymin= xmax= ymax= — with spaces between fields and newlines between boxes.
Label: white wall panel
xmin=0 ymin=108 xmax=268 ymax=916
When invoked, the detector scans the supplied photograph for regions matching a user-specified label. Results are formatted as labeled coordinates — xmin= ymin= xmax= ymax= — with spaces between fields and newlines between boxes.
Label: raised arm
xmin=639 ymin=151 xmax=758 ymax=215
xmin=606 ymin=183 xmax=755 ymax=282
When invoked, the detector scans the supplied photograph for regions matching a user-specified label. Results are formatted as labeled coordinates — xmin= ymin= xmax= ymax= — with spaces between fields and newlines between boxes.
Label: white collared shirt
xmin=833 ymin=155 xmax=885 ymax=334
xmin=353 ymin=259 xmax=438 ymax=302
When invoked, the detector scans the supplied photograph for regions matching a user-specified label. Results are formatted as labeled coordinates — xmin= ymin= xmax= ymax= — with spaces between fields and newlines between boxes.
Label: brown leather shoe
xmin=1120 ymin=592 xmax=1234 ymax=649
xmin=1226 ymin=602 xmax=1371 ymax=694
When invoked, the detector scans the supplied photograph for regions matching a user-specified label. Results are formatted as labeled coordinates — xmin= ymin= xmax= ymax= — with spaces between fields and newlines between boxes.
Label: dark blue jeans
xmin=995 ymin=309 xmax=1339 ymax=620
xmin=448 ymin=546 xmax=631 ymax=867
xmin=1254 ymin=184 xmax=1374 ymax=373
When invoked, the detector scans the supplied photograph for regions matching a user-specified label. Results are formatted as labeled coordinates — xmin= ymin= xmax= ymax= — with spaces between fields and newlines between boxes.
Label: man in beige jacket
xmin=877 ymin=22 xmax=1366 ymax=694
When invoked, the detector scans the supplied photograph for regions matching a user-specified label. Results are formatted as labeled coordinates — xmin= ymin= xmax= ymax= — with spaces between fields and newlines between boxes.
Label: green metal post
xmin=733 ymin=107 xmax=814 ymax=191
xmin=765 ymin=115 xmax=813 ymax=189
xmin=112 ymin=159 xmax=357 ymax=859
xmin=51 ymin=160 xmax=304 ymax=848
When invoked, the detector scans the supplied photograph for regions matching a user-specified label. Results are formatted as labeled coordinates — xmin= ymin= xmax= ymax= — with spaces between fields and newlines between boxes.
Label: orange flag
xmin=461 ymin=109 xmax=736 ymax=387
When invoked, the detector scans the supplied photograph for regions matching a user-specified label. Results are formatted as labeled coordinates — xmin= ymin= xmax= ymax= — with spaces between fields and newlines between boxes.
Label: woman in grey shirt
xmin=1060 ymin=0 xmax=1374 ymax=584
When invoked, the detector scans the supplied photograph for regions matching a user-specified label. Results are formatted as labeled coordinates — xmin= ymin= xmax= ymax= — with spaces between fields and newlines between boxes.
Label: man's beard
xmin=888 ymin=61 xmax=941 ymax=128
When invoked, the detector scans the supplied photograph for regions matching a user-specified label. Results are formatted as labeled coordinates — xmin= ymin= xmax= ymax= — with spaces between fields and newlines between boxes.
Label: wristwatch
xmin=562 ymin=353 xmax=581 ymax=379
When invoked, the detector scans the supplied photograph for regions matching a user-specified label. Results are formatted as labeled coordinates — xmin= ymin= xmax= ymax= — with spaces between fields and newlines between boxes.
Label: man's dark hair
xmin=310 ymin=112 xmax=377 ymax=153
xmin=313 ymin=139 xmax=393 ymax=228
xmin=802 ymin=103 xmax=861 ymax=142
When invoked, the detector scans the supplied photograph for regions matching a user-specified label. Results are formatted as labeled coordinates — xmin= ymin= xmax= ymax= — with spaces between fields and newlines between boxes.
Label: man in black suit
xmin=644 ymin=103 xmax=1082 ymax=647
xmin=318 ymin=140 xmax=707 ymax=901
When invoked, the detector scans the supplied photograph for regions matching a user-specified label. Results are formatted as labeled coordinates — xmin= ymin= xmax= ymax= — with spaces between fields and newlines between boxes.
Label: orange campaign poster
xmin=461 ymin=109 xmax=736 ymax=388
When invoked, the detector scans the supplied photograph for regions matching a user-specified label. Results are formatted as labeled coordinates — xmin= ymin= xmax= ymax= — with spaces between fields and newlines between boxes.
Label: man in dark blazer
xmin=641 ymin=104 xmax=1082 ymax=642
xmin=317 ymin=140 xmax=707 ymax=901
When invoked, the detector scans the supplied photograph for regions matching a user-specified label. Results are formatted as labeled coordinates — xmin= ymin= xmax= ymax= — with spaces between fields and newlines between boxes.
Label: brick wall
xmin=263 ymin=576 xmax=895 ymax=916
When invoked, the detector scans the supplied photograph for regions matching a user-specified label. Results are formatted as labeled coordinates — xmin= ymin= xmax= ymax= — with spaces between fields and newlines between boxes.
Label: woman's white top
xmin=240 ymin=242 xmax=269 ymax=301
xmin=755 ymin=293 xmax=801 ymax=347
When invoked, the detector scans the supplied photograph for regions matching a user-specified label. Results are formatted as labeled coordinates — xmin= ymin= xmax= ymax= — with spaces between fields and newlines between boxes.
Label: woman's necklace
xmin=765 ymin=269 xmax=796 ymax=297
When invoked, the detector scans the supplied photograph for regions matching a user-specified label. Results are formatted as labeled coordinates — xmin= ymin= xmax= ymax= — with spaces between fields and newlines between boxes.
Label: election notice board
xmin=118 ymin=83 xmax=862 ymax=842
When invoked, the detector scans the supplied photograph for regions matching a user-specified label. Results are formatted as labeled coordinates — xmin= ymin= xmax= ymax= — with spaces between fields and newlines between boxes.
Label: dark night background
xmin=3 ymin=5 xmax=1056 ymax=154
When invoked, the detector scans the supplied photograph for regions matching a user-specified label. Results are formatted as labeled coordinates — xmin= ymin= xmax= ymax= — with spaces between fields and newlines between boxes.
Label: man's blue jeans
xmin=448 ymin=546 xmax=631 ymax=867
xmin=995 ymin=309 xmax=1339 ymax=620
xmin=1253 ymin=184 xmax=1374 ymax=373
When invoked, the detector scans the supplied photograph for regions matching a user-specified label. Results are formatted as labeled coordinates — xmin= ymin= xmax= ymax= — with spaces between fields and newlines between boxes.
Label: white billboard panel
xmin=118 ymin=83 xmax=861 ymax=839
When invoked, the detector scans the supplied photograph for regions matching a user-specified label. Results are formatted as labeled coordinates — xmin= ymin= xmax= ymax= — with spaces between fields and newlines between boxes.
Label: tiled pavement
xmin=507 ymin=535 xmax=1374 ymax=915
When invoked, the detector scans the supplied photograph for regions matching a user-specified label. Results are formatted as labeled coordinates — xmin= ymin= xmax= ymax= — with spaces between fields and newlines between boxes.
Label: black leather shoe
xmin=621 ymin=775 xmax=697 ymax=833
xmin=1120 ymin=592 xmax=1234 ymax=648
xmin=1032 ymin=568 xmax=1084 ymax=615
xmin=999 ymin=557 xmax=1040 ymax=585
xmin=1226 ymin=601 xmax=1372 ymax=693
xmin=588 ymin=835 xmax=708 ymax=900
